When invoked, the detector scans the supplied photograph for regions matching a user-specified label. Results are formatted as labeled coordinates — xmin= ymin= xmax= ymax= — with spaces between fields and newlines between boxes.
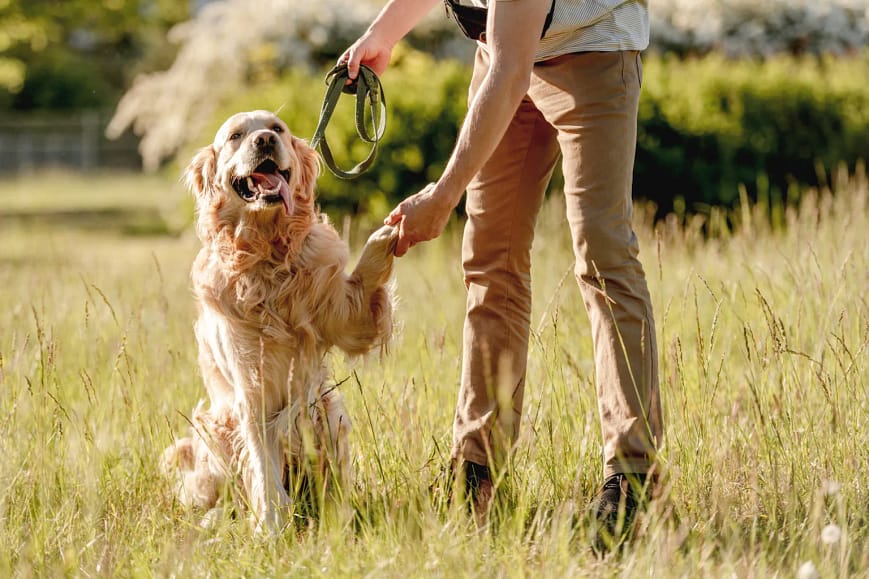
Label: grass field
xmin=0 ymin=170 xmax=866 ymax=577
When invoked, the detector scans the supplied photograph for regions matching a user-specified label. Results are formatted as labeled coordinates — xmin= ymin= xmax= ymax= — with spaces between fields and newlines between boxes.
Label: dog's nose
xmin=254 ymin=131 xmax=277 ymax=149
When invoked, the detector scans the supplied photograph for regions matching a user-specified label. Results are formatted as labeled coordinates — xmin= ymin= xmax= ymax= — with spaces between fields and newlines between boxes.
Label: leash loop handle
xmin=310 ymin=64 xmax=386 ymax=180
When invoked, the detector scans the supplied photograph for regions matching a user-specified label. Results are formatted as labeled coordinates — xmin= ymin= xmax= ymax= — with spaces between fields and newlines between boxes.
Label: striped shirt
xmin=463 ymin=0 xmax=649 ymax=61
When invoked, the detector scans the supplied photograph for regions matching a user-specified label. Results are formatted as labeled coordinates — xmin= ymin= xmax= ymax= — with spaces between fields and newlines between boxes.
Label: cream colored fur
xmin=160 ymin=111 xmax=396 ymax=533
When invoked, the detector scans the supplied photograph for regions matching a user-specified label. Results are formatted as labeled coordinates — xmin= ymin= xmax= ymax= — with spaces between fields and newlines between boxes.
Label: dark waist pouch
xmin=444 ymin=0 xmax=555 ymax=42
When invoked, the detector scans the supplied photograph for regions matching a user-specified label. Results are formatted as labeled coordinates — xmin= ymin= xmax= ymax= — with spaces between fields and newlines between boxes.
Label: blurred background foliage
xmin=2 ymin=0 xmax=868 ymax=221
xmin=0 ymin=0 xmax=187 ymax=110
xmin=206 ymin=46 xmax=473 ymax=220
xmin=206 ymin=48 xmax=869 ymax=221
xmin=636 ymin=52 xmax=869 ymax=216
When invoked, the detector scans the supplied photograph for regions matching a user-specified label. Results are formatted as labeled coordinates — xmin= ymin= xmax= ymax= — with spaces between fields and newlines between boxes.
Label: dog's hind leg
xmin=161 ymin=437 xmax=223 ymax=510
xmin=310 ymin=387 xmax=353 ymax=494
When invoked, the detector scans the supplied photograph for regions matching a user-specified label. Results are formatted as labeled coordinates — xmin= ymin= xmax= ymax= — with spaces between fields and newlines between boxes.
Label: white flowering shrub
xmin=108 ymin=0 xmax=382 ymax=169
xmin=651 ymin=0 xmax=869 ymax=56
xmin=107 ymin=0 xmax=382 ymax=169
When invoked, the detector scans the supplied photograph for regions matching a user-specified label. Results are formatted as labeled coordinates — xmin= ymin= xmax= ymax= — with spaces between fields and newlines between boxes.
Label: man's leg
xmin=451 ymin=48 xmax=561 ymax=472
xmin=529 ymin=51 xmax=663 ymax=479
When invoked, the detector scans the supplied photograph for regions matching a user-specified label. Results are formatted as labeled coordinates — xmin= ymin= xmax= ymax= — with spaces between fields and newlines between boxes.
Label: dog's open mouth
xmin=232 ymin=159 xmax=293 ymax=213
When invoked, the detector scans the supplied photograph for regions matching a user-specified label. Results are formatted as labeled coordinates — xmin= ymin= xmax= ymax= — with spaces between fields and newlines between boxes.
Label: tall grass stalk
xmin=0 ymin=170 xmax=866 ymax=576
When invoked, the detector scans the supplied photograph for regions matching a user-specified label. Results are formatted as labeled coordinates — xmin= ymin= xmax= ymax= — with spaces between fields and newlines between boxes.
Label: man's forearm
xmin=382 ymin=0 xmax=550 ymax=251
xmin=368 ymin=0 xmax=442 ymax=47
xmin=432 ymin=0 xmax=549 ymax=209
xmin=436 ymin=66 xmax=529 ymax=208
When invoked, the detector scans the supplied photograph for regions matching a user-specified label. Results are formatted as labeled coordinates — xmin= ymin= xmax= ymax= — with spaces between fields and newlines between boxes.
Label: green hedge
xmin=636 ymin=52 xmax=869 ymax=215
xmin=212 ymin=46 xmax=470 ymax=221
xmin=208 ymin=48 xmax=869 ymax=219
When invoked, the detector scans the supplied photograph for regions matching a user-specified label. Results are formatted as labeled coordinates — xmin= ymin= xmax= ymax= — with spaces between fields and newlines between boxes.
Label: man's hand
xmin=338 ymin=0 xmax=440 ymax=80
xmin=339 ymin=31 xmax=393 ymax=80
xmin=384 ymin=183 xmax=454 ymax=256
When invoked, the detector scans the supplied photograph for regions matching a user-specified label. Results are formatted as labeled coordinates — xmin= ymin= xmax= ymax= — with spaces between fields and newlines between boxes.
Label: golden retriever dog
xmin=160 ymin=110 xmax=397 ymax=532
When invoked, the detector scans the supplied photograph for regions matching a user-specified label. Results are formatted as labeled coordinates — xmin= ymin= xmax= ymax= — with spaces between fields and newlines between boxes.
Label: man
xmin=341 ymin=0 xmax=663 ymax=541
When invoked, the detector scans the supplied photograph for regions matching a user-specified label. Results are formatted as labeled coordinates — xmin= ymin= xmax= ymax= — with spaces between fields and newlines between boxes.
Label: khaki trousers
xmin=452 ymin=48 xmax=663 ymax=477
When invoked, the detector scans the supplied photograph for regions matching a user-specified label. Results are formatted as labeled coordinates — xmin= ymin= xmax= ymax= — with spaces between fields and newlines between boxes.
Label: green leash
xmin=310 ymin=64 xmax=386 ymax=179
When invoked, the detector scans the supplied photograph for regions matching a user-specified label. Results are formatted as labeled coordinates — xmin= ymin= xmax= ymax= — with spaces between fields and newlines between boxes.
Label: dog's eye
xmin=272 ymin=124 xmax=283 ymax=133
xmin=229 ymin=132 xmax=242 ymax=141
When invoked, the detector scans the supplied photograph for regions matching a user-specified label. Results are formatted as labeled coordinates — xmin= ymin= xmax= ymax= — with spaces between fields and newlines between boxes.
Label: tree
xmin=0 ymin=0 xmax=189 ymax=111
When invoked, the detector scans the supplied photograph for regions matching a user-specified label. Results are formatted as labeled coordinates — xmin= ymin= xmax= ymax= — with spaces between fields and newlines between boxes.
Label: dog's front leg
xmin=200 ymin=312 xmax=291 ymax=533
xmin=235 ymin=396 xmax=290 ymax=534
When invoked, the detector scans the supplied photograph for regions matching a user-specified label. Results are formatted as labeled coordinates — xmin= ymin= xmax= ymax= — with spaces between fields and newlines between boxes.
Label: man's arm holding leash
xmin=383 ymin=0 xmax=551 ymax=256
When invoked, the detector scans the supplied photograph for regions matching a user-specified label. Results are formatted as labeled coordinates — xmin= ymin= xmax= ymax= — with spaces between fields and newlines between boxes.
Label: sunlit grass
xmin=0 ymin=170 xmax=183 ymax=213
xmin=0 ymin=169 xmax=866 ymax=576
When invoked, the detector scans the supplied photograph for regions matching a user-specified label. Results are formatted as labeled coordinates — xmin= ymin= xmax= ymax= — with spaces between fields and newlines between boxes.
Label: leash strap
xmin=310 ymin=64 xmax=386 ymax=179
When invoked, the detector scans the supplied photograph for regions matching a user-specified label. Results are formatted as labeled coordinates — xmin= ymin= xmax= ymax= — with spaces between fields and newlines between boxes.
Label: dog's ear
xmin=292 ymin=137 xmax=321 ymax=205
xmin=184 ymin=145 xmax=217 ymax=199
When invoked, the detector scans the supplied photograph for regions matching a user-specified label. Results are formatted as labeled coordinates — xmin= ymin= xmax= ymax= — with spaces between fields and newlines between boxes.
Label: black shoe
xmin=464 ymin=462 xmax=493 ymax=515
xmin=431 ymin=461 xmax=493 ymax=517
xmin=590 ymin=473 xmax=652 ymax=552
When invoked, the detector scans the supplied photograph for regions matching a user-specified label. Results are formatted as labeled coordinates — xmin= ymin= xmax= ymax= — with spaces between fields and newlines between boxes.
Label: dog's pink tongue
xmin=251 ymin=172 xmax=292 ymax=214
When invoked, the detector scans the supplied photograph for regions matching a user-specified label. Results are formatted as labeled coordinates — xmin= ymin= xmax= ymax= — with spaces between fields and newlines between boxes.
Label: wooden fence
xmin=0 ymin=111 xmax=141 ymax=173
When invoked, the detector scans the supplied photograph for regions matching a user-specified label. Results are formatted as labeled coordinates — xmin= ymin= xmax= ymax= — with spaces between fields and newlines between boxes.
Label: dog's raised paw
xmin=366 ymin=224 xmax=398 ymax=249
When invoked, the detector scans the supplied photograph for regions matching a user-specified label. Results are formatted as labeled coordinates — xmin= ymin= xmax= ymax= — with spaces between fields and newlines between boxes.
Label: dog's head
xmin=185 ymin=110 xmax=320 ymax=241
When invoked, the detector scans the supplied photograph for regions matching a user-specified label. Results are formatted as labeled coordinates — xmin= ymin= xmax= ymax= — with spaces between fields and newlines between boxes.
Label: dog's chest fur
xmin=193 ymin=233 xmax=318 ymax=349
